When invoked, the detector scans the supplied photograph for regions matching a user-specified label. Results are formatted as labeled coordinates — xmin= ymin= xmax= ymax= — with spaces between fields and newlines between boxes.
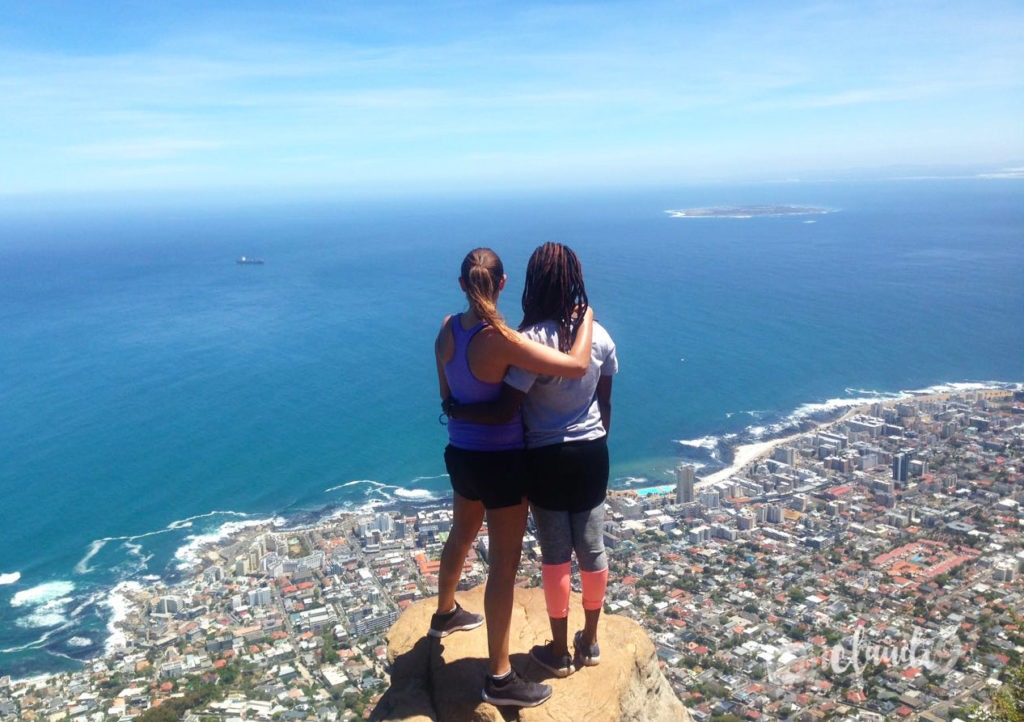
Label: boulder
xmin=372 ymin=585 xmax=690 ymax=722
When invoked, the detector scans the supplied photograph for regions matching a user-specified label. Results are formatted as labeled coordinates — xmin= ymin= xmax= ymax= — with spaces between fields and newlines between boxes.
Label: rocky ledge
xmin=371 ymin=584 xmax=690 ymax=722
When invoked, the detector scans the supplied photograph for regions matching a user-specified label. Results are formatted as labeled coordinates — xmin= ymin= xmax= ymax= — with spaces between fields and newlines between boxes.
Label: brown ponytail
xmin=461 ymin=248 xmax=515 ymax=340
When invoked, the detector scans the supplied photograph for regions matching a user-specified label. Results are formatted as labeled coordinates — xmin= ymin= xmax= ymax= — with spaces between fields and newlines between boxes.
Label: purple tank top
xmin=444 ymin=314 xmax=524 ymax=451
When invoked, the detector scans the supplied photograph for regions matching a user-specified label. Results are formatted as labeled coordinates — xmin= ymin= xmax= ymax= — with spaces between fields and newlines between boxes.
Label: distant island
xmin=665 ymin=204 xmax=832 ymax=219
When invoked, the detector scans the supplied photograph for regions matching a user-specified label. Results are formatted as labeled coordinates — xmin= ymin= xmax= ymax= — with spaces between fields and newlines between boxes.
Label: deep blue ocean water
xmin=1 ymin=179 xmax=1022 ymax=677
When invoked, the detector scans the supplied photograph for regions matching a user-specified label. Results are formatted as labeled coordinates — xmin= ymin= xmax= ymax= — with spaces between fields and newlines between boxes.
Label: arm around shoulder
xmin=449 ymin=383 xmax=525 ymax=424
xmin=506 ymin=307 xmax=594 ymax=378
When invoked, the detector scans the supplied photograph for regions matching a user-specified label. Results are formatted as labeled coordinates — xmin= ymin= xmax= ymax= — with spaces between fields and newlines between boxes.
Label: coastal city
xmin=1 ymin=388 xmax=1022 ymax=721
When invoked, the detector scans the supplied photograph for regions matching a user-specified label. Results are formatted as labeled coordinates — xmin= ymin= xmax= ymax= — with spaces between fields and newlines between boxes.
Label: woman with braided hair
xmin=451 ymin=242 xmax=618 ymax=681
xmin=433 ymin=247 xmax=593 ymax=708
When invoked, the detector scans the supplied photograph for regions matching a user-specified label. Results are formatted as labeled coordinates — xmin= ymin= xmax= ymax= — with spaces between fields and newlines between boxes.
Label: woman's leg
xmin=437 ymin=492 xmax=485 ymax=614
xmin=532 ymin=504 xmax=574 ymax=658
xmin=483 ymin=500 xmax=528 ymax=675
xmin=571 ymin=503 xmax=608 ymax=651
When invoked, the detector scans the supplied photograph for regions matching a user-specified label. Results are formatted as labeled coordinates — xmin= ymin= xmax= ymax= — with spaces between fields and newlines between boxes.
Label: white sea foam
xmin=0 ymin=627 xmax=69 ymax=654
xmin=67 ymin=636 xmax=92 ymax=648
xmin=11 ymin=583 xmax=77 ymax=630
xmin=904 ymin=380 xmax=1019 ymax=396
xmin=717 ymin=394 xmax=888 ymax=445
xmin=676 ymin=434 xmax=729 ymax=462
xmin=325 ymin=479 xmax=389 ymax=493
xmin=75 ymin=510 xmax=251 ymax=575
xmin=2 ymin=584 xmax=89 ymax=653
xmin=325 ymin=476 xmax=447 ymax=510
xmin=843 ymin=387 xmax=901 ymax=398
xmin=47 ymin=650 xmax=82 ymax=664
xmin=74 ymin=540 xmax=107 ymax=574
xmin=354 ymin=498 xmax=390 ymax=511
xmin=676 ymin=436 xmax=719 ymax=450
xmin=725 ymin=409 xmax=767 ymax=420
xmin=408 ymin=473 xmax=449 ymax=484
xmin=783 ymin=382 xmax=1017 ymax=427
xmin=104 ymin=581 xmax=142 ymax=654
xmin=790 ymin=395 xmax=883 ymax=420
xmin=393 ymin=489 xmax=438 ymax=501
xmin=327 ymin=497 xmax=391 ymax=517
xmin=119 ymin=540 xmax=154 ymax=574
xmin=0 ymin=571 xmax=20 ymax=585
xmin=10 ymin=581 xmax=75 ymax=608
xmin=16 ymin=611 xmax=67 ymax=629
xmin=174 ymin=516 xmax=285 ymax=570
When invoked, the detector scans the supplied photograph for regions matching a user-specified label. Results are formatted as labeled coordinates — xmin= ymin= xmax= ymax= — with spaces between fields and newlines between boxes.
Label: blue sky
xmin=1 ymin=0 xmax=1022 ymax=198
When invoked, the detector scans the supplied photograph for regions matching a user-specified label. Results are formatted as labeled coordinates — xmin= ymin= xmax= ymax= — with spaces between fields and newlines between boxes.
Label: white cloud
xmin=0 ymin=1 xmax=1021 ymax=194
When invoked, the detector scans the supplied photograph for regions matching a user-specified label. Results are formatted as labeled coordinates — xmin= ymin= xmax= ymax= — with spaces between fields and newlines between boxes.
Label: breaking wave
xmin=6 ymin=581 xmax=81 ymax=657
xmin=10 ymin=581 xmax=75 ymax=609
xmin=393 ymin=488 xmax=439 ymax=501
xmin=174 ymin=517 xmax=286 ymax=570
xmin=324 ymin=477 xmax=445 ymax=511
xmin=104 ymin=581 xmax=142 ymax=654
xmin=74 ymin=510 xmax=251 ymax=574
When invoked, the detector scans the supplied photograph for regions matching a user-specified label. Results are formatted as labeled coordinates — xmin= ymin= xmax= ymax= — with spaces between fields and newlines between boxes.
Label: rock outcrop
xmin=372 ymin=585 xmax=690 ymax=722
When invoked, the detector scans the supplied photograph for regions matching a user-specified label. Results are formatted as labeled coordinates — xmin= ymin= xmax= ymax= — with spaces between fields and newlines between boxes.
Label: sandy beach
xmin=695 ymin=433 xmax=805 ymax=488
xmin=694 ymin=403 xmax=880 ymax=490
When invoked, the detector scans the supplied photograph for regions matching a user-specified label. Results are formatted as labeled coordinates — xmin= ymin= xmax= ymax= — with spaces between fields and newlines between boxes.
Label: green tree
xmin=987 ymin=664 xmax=1024 ymax=721
xmin=134 ymin=682 xmax=218 ymax=722
xmin=217 ymin=661 xmax=240 ymax=686
xmin=322 ymin=631 xmax=340 ymax=664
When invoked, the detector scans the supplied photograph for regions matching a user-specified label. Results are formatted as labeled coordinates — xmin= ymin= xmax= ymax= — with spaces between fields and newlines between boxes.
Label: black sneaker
xmin=428 ymin=602 xmax=484 ymax=638
xmin=481 ymin=668 xmax=552 ymax=707
xmin=573 ymin=630 xmax=601 ymax=667
xmin=530 ymin=641 xmax=574 ymax=678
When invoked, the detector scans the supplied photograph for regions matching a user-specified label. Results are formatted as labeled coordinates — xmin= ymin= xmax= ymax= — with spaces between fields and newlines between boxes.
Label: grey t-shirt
xmin=505 ymin=320 xmax=618 ymax=448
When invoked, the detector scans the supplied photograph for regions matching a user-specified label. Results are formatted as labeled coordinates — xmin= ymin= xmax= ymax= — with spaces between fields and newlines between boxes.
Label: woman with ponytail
xmin=432 ymin=247 xmax=593 ymax=708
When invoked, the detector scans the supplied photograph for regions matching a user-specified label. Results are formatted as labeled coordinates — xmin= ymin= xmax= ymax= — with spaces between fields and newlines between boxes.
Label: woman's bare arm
xmin=504 ymin=307 xmax=594 ymax=378
xmin=449 ymin=383 xmax=526 ymax=424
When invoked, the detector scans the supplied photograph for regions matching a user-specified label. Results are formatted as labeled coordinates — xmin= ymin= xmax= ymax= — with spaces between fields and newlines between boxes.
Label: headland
xmin=665 ymin=204 xmax=832 ymax=218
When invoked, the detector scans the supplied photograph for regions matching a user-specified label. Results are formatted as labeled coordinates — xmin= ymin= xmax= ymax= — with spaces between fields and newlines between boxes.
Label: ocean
xmin=1 ymin=179 xmax=1022 ymax=678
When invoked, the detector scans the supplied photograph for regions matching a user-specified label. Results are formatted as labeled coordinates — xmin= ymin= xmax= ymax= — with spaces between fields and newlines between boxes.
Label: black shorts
xmin=526 ymin=436 xmax=608 ymax=513
xmin=444 ymin=445 xmax=527 ymax=510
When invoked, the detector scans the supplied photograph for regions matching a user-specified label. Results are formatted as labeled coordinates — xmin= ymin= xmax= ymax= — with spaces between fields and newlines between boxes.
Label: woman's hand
xmin=441 ymin=395 xmax=457 ymax=418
